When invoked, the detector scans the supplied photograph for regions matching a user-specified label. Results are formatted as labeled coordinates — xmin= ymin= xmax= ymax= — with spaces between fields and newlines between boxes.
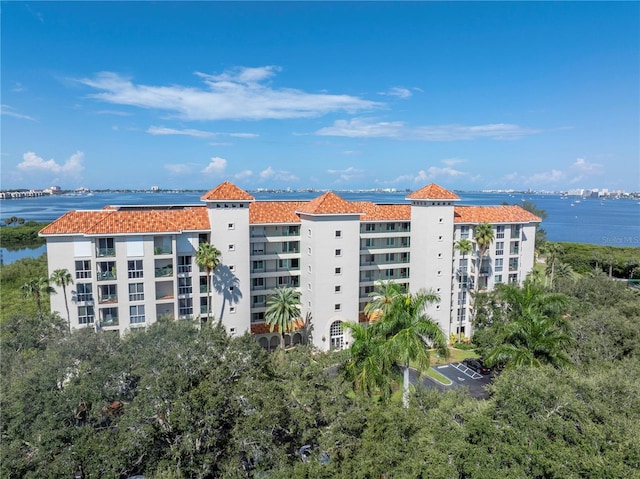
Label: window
xmin=335 ymin=267 xmax=341 ymax=275
xmin=308 ymin=228 xmax=312 ymax=237
xmin=308 ymin=247 xmax=312 ymax=255
xmin=496 ymin=225 xmax=505 ymax=239
xmin=252 ymin=277 xmax=265 ymax=288
xmin=460 ymin=225 xmax=470 ymax=239
xmin=308 ymin=283 xmax=312 ymax=291
xmin=179 ymin=298 xmax=193 ymax=316
xmin=97 ymin=237 xmax=115 ymax=257
xmin=509 ymin=273 xmax=518 ymax=284
xmin=365 ymin=238 xmax=374 ymax=247
xmin=99 ymin=284 xmax=117 ymax=303
xmin=385 ymin=269 xmax=395 ymax=278
xmin=178 ymin=277 xmax=192 ymax=295
xmin=510 ymin=241 xmax=520 ymax=255
xmin=439 ymin=218 xmax=443 ymax=223
xmin=459 ymin=258 xmax=468 ymax=272
xmin=130 ymin=305 xmax=145 ymax=324
xmin=458 ymin=291 xmax=467 ymax=305
xmin=153 ymin=236 xmax=172 ymax=255
xmin=252 ymin=295 xmax=266 ymax=306
xmin=228 ymin=222 xmax=235 ymax=230
xmin=511 ymin=224 xmax=521 ymax=239
xmin=282 ymin=241 xmax=298 ymax=253
xmin=78 ymin=306 xmax=94 ymax=325
xmin=228 ymin=244 xmax=235 ymax=251
xmin=100 ymin=307 xmax=118 ymax=327
xmin=385 ymin=252 xmax=395 ymax=262
xmin=76 ymin=283 xmax=93 ymax=302
xmin=75 ymin=260 xmax=92 ymax=279
xmin=129 ymin=283 xmax=144 ymax=301
xmin=198 ymin=233 xmax=209 ymax=245
xmin=437 ymin=270 xmax=442 ymax=276
xmin=495 ymin=258 xmax=504 ymax=272
xmin=386 ymin=237 xmax=395 ymax=247
xmin=330 ymin=320 xmax=344 ymax=350
xmin=229 ymin=264 xmax=235 ymax=272
xmin=128 ymin=260 xmax=144 ymax=279
xmin=437 ymin=253 xmax=442 ymax=258
xmin=230 ymin=306 xmax=236 ymax=314
xmin=438 ymin=235 xmax=443 ymax=242
xmin=335 ymin=249 xmax=341 ymax=256
xmin=386 ymin=223 xmax=396 ymax=231
xmin=252 ymin=312 xmax=265 ymax=323
xmin=365 ymin=223 xmax=375 ymax=232
xmin=335 ymin=285 xmax=341 ymax=293
xmin=495 ymin=242 xmax=504 ymax=256
xmin=177 ymin=255 xmax=192 ymax=273
xmin=334 ymin=303 xmax=341 ymax=311
xmin=495 ymin=274 xmax=503 ymax=284
xmin=252 ymin=260 xmax=264 ymax=271
xmin=335 ymin=230 xmax=342 ymax=238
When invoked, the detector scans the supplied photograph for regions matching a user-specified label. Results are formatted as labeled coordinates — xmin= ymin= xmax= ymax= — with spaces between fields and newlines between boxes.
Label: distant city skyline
xmin=2 ymin=2 xmax=639 ymax=192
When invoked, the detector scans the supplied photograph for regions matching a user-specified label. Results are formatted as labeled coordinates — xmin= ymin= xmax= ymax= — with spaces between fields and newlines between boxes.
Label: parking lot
xmin=411 ymin=363 xmax=494 ymax=399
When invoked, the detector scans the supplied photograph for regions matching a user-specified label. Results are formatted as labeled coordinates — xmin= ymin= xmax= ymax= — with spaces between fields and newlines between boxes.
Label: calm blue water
xmin=1 ymin=191 xmax=639 ymax=264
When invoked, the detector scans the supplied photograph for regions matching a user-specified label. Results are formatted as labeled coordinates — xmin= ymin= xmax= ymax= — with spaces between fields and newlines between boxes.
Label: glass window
xmin=76 ymin=283 xmax=93 ymax=302
xmin=330 ymin=320 xmax=344 ymax=350
xmin=177 ymin=255 xmax=192 ymax=273
xmin=129 ymin=283 xmax=144 ymax=301
xmin=75 ymin=260 xmax=92 ymax=279
xmin=97 ymin=238 xmax=115 ymax=257
xmin=178 ymin=277 xmax=192 ymax=295
xmin=78 ymin=305 xmax=94 ymax=325
xmin=128 ymin=260 xmax=144 ymax=279
xmin=179 ymin=298 xmax=193 ymax=316
xmin=130 ymin=305 xmax=145 ymax=324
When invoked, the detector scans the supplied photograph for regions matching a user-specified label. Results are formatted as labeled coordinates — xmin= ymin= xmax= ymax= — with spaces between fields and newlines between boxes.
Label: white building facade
xmin=41 ymin=182 xmax=540 ymax=351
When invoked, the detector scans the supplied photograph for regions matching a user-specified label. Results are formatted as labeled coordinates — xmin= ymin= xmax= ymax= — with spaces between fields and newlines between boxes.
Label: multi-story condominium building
xmin=41 ymin=182 xmax=540 ymax=351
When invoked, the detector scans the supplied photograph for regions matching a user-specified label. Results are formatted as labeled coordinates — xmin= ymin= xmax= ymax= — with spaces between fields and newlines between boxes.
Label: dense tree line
xmin=1 ymin=257 xmax=639 ymax=478
xmin=0 ymin=220 xmax=48 ymax=249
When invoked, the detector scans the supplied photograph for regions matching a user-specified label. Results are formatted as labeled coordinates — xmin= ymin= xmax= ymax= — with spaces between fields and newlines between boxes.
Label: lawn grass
xmin=430 ymin=347 xmax=479 ymax=366
xmin=426 ymin=367 xmax=452 ymax=385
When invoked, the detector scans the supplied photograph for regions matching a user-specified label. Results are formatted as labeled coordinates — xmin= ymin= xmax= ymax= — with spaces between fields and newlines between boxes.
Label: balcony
xmin=100 ymin=315 xmax=119 ymax=327
xmin=97 ymin=271 xmax=117 ymax=281
xmin=99 ymin=294 xmax=117 ymax=304
xmin=97 ymin=248 xmax=115 ymax=257
xmin=155 ymin=266 xmax=174 ymax=278
xmin=154 ymin=247 xmax=172 ymax=255
xmin=510 ymin=247 xmax=520 ymax=255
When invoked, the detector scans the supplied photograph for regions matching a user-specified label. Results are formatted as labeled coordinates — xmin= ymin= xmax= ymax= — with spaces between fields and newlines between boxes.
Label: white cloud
xmin=17 ymin=151 xmax=84 ymax=177
xmin=378 ymin=87 xmax=412 ymax=99
xmin=1 ymin=104 xmax=35 ymax=121
xmin=571 ymin=157 xmax=603 ymax=174
xmin=342 ymin=150 xmax=363 ymax=156
xmin=234 ymin=170 xmax=253 ymax=180
xmin=316 ymin=117 xmax=539 ymax=141
xmin=202 ymin=156 xmax=227 ymax=175
xmin=96 ymin=110 xmax=132 ymax=116
xmin=389 ymin=165 xmax=468 ymax=185
xmin=529 ymin=169 xmax=565 ymax=183
xmin=441 ymin=158 xmax=466 ymax=167
xmin=259 ymin=166 xmax=298 ymax=182
xmin=12 ymin=83 xmax=26 ymax=93
xmin=147 ymin=126 xmax=215 ymax=138
xmin=228 ymin=132 xmax=259 ymax=138
xmin=165 ymin=163 xmax=194 ymax=175
xmin=327 ymin=166 xmax=365 ymax=182
xmin=77 ymin=67 xmax=380 ymax=121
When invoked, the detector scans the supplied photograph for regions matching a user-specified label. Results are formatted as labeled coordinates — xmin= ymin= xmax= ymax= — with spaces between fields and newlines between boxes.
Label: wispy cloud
xmin=96 ymin=109 xmax=132 ymax=116
xmin=147 ymin=126 xmax=216 ymax=138
xmin=392 ymin=166 xmax=468 ymax=184
xmin=571 ymin=157 xmax=603 ymax=174
xmin=259 ymin=166 xmax=298 ymax=182
xmin=378 ymin=87 xmax=413 ymax=99
xmin=76 ymin=67 xmax=380 ymax=121
xmin=202 ymin=156 xmax=227 ymax=175
xmin=234 ymin=169 xmax=253 ymax=180
xmin=164 ymin=163 xmax=195 ymax=175
xmin=228 ymin=132 xmax=259 ymax=138
xmin=327 ymin=166 xmax=365 ymax=182
xmin=11 ymin=83 xmax=26 ymax=93
xmin=1 ymin=104 xmax=35 ymax=121
xmin=17 ymin=151 xmax=84 ymax=176
xmin=316 ymin=117 xmax=539 ymax=141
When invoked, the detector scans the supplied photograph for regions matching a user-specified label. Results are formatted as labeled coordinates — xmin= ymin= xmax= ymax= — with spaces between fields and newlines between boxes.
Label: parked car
xmin=462 ymin=358 xmax=491 ymax=375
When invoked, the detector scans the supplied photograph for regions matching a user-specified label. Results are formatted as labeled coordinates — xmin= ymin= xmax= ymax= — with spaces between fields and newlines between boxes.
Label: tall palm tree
xmin=363 ymin=280 xmax=404 ymax=320
xmin=21 ymin=277 xmax=55 ymax=321
xmin=195 ymin=242 xmax=221 ymax=324
xmin=473 ymin=222 xmax=494 ymax=291
xmin=50 ymin=268 xmax=74 ymax=329
xmin=454 ymin=238 xmax=474 ymax=342
xmin=342 ymin=321 xmax=391 ymax=400
xmin=544 ymin=242 xmax=563 ymax=288
xmin=265 ymin=287 xmax=301 ymax=362
xmin=373 ymin=289 xmax=447 ymax=408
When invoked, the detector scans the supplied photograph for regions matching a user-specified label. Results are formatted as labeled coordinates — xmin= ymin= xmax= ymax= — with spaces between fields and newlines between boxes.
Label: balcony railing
xmin=155 ymin=266 xmax=174 ymax=278
xmin=97 ymin=248 xmax=115 ymax=257
xmin=97 ymin=271 xmax=117 ymax=281
xmin=100 ymin=316 xmax=119 ymax=327
xmin=156 ymin=292 xmax=175 ymax=300
xmin=99 ymin=294 xmax=117 ymax=303
xmin=154 ymin=247 xmax=172 ymax=255
xmin=510 ymin=248 xmax=520 ymax=255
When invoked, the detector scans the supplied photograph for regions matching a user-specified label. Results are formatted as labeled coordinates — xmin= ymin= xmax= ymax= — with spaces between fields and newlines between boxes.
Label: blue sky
xmin=2 ymin=2 xmax=639 ymax=192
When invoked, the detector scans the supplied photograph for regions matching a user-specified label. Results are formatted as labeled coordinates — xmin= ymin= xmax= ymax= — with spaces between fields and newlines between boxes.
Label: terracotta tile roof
xmin=250 ymin=321 xmax=303 ymax=335
xmin=201 ymin=182 xmax=254 ymax=201
xmin=296 ymin=191 xmax=362 ymax=215
xmin=352 ymin=202 xmax=411 ymax=221
xmin=406 ymin=183 xmax=460 ymax=200
xmin=40 ymin=207 xmax=210 ymax=235
xmin=454 ymin=205 xmax=541 ymax=224
xmin=249 ymin=201 xmax=306 ymax=224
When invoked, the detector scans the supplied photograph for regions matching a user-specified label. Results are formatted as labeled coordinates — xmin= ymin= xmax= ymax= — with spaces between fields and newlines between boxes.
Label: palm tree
xmin=265 ymin=287 xmax=301 ymax=362
xmin=342 ymin=321 xmax=391 ymax=400
xmin=373 ymin=289 xmax=447 ymax=408
xmin=50 ymin=268 xmax=73 ymax=329
xmin=485 ymin=280 xmax=571 ymax=369
xmin=454 ymin=238 xmax=474 ymax=342
xmin=473 ymin=222 xmax=494 ymax=291
xmin=363 ymin=280 xmax=404 ymax=320
xmin=544 ymin=243 xmax=563 ymax=288
xmin=21 ymin=277 xmax=55 ymax=321
xmin=195 ymin=242 xmax=221 ymax=324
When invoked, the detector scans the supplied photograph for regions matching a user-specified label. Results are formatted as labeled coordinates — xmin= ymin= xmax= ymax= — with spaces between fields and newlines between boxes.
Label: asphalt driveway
xmin=410 ymin=363 xmax=494 ymax=399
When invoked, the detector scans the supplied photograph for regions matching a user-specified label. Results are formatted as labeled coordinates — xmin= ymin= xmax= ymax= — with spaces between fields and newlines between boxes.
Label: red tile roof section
xmin=353 ymin=202 xmax=411 ymax=221
xmin=40 ymin=207 xmax=210 ymax=235
xmin=249 ymin=201 xmax=306 ymax=224
xmin=406 ymin=183 xmax=460 ymax=200
xmin=201 ymin=182 xmax=254 ymax=201
xmin=296 ymin=191 xmax=362 ymax=215
xmin=454 ymin=205 xmax=541 ymax=224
